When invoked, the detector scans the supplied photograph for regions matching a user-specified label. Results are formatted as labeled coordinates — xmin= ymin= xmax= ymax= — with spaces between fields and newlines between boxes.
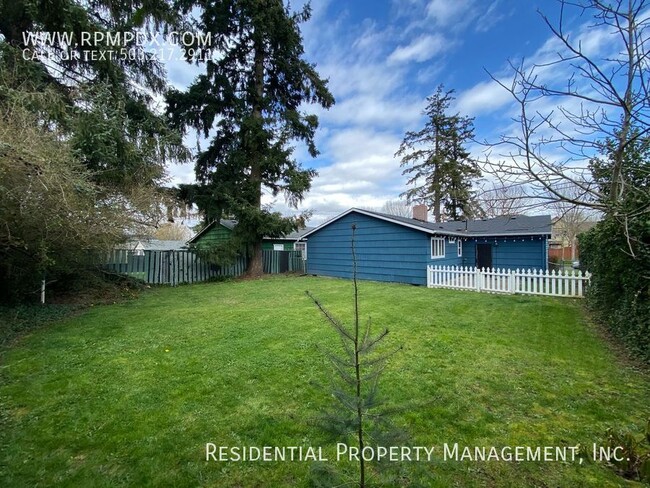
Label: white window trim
xmin=431 ymin=237 xmax=445 ymax=259
xmin=457 ymin=240 xmax=463 ymax=257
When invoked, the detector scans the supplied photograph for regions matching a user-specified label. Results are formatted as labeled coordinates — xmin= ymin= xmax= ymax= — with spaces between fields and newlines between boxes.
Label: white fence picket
xmin=427 ymin=265 xmax=590 ymax=298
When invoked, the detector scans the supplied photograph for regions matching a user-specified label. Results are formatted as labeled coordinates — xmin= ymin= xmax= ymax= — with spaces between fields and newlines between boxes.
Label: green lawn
xmin=1 ymin=276 xmax=648 ymax=487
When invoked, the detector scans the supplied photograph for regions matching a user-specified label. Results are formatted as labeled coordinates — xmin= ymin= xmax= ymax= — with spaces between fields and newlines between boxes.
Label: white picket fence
xmin=427 ymin=265 xmax=591 ymax=298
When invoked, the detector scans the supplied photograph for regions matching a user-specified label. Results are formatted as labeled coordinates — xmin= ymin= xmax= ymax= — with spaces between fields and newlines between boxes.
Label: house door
xmin=476 ymin=244 xmax=492 ymax=269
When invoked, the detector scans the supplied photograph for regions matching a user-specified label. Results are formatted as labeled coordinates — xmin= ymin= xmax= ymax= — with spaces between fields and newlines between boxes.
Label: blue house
xmin=298 ymin=208 xmax=552 ymax=286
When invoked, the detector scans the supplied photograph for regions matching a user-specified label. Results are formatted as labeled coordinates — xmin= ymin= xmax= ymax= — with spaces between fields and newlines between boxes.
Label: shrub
xmin=580 ymin=218 xmax=650 ymax=363
xmin=602 ymin=420 xmax=650 ymax=483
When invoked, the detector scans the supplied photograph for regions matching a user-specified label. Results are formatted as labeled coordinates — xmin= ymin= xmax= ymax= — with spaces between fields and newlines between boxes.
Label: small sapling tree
xmin=306 ymin=224 xmax=402 ymax=488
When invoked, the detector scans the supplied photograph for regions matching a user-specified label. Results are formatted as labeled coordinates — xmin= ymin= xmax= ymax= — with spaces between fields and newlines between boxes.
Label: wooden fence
xmin=427 ymin=265 xmax=591 ymax=298
xmin=262 ymin=249 xmax=305 ymax=274
xmin=549 ymin=245 xmax=579 ymax=261
xmin=104 ymin=249 xmax=304 ymax=285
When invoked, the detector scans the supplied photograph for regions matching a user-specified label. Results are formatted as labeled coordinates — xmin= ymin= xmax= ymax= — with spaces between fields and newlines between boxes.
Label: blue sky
xmin=166 ymin=0 xmax=604 ymax=225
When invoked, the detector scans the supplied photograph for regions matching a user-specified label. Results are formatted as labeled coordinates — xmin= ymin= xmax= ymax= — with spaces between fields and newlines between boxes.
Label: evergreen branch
xmin=359 ymin=328 xmax=389 ymax=354
xmin=305 ymin=290 xmax=354 ymax=341
xmin=360 ymin=346 xmax=403 ymax=369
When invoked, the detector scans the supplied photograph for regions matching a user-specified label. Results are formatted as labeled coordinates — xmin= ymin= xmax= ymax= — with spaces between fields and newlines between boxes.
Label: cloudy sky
xmin=165 ymin=0 xmax=612 ymax=225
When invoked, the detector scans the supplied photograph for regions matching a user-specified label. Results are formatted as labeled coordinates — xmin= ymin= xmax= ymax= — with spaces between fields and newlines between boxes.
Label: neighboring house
xmin=187 ymin=220 xmax=311 ymax=255
xmin=264 ymin=228 xmax=312 ymax=253
xmin=124 ymin=239 xmax=188 ymax=255
xmin=550 ymin=216 xmax=598 ymax=261
xmin=298 ymin=207 xmax=552 ymax=286
xmin=187 ymin=220 xmax=238 ymax=250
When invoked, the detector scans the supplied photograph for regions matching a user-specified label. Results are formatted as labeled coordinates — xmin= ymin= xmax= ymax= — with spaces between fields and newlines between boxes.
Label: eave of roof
xmin=264 ymin=227 xmax=313 ymax=240
xmin=188 ymin=220 xmax=312 ymax=244
xmin=298 ymin=208 xmax=552 ymax=240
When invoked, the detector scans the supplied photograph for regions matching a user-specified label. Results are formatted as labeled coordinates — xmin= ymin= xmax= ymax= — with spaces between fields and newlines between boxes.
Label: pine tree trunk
xmin=433 ymin=165 xmax=442 ymax=223
xmin=243 ymin=36 xmax=266 ymax=279
xmin=433 ymin=132 xmax=442 ymax=223
xmin=246 ymin=240 xmax=264 ymax=277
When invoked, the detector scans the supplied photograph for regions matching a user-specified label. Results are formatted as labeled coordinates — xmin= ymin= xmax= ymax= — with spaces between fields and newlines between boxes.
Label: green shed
xmin=187 ymin=220 xmax=311 ymax=254
xmin=188 ymin=220 xmax=238 ymax=250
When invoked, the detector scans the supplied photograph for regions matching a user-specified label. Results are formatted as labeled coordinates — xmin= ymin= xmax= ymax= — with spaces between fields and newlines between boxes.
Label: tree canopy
xmin=167 ymin=0 xmax=334 ymax=275
xmin=0 ymin=0 xmax=189 ymax=302
xmin=396 ymin=85 xmax=480 ymax=222
xmin=0 ymin=0 xmax=188 ymax=193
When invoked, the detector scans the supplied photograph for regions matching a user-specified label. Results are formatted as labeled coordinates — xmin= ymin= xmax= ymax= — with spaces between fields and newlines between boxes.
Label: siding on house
xmin=305 ymin=210 xmax=550 ymax=286
xmin=192 ymin=224 xmax=232 ymax=249
xmin=462 ymin=236 xmax=547 ymax=270
xmin=492 ymin=236 xmax=547 ymax=270
xmin=427 ymin=237 xmax=463 ymax=267
xmin=190 ymin=221 xmax=305 ymax=251
xmin=461 ymin=240 xmax=476 ymax=268
xmin=262 ymin=240 xmax=294 ymax=251
xmin=306 ymin=211 xmax=433 ymax=285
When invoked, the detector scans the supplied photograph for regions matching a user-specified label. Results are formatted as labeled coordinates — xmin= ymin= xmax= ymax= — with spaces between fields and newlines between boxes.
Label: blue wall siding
xmin=461 ymin=236 xmax=547 ymax=270
xmin=306 ymin=211 xmax=549 ymax=285
xmin=427 ymin=237 xmax=463 ymax=266
xmin=461 ymin=240 xmax=476 ymax=267
xmin=306 ymin=212 xmax=432 ymax=285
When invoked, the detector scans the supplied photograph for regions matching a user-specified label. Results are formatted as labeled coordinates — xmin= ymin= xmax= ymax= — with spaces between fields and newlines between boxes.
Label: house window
xmin=457 ymin=240 xmax=462 ymax=257
xmin=294 ymin=241 xmax=307 ymax=259
xmin=431 ymin=237 xmax=445 ymax=259
xmin=273 ymin=243 xmax=284 ymax=251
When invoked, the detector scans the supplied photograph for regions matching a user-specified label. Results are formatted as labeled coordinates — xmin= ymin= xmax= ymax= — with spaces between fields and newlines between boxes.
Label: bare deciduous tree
xmin=475 ymin=182 xmax=529 ymax=217
xmin=151 ymin=222 xmax=192 ymax=241
xmin=552 ymin=203 xmax=598 ymax=260
xmin=379 ymin=199 xmax=413 ymax=218
xmin=484 ymin=0 xmax=649 ymax=222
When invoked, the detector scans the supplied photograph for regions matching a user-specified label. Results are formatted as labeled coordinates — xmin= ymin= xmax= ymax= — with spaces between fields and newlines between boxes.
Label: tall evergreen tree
xmin=395 ymin=85 xmax=480 ymax=222
xmin=0 ymin=1 xmax=189 ymax=300
xmin=0 ymin=0 xmax=188 ymax=210
xmin=167 ymin=0 xmax=334 ymax=276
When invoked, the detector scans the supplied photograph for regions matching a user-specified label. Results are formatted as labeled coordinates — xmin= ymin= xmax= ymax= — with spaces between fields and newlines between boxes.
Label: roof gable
xmin=188 ymin=219 xmax=311 ymax=244
xmin=187 ymin=220 xmax=235 ymax=244
xmin=299 ymin=208 xmax=552 ymax=240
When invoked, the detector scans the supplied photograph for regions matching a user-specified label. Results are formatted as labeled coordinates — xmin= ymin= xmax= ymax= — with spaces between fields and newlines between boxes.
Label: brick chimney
xmin=412 ymin=204 xmax=428 ymax=222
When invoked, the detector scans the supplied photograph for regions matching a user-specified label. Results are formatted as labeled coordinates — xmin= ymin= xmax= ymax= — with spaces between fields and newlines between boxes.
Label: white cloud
xmin=454 ymin=79 xmax=513 ymax=116
xmin=168 ymin=162 xmax=196 ymax=185
xmin=475 ymin=0 xmax=508 ymax=33
xmin=269 ymin=129 xmax=409 ymax=225
xmin=323 ymin=95 xmax=424 ymax=128
xmin=166 ymin=58 xmax=202 ymax=91
xmin=388 ymin=34 xmax=447 ymax=64
xmin=426 ymin=0 xmax=474 ymax=27
xmin=318 ymin=61 xmax=405 ymax=99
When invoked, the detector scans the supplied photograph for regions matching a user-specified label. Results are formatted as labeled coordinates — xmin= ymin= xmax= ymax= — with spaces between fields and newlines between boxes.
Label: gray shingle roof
xmin=143 ymin=240 xmax=188 ymax=251
xmin=220 ymin=219 xmax=237 ymax=230
xmin=265 ymin=227 xmax=313 ymax=240
xmin=365 ymin=209 xmax=552 ymax=235
xmin=300 ymin=208 xmax=552 ymax=239
xmin=188 ymin=219 xmax=312 ymax=243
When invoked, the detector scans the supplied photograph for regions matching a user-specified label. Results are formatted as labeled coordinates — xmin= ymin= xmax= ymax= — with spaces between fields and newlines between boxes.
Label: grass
xmin=1 ymin=275 xmax=648 ymax=487
xmin=0 ymin=304 xmax=79 ymax=346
